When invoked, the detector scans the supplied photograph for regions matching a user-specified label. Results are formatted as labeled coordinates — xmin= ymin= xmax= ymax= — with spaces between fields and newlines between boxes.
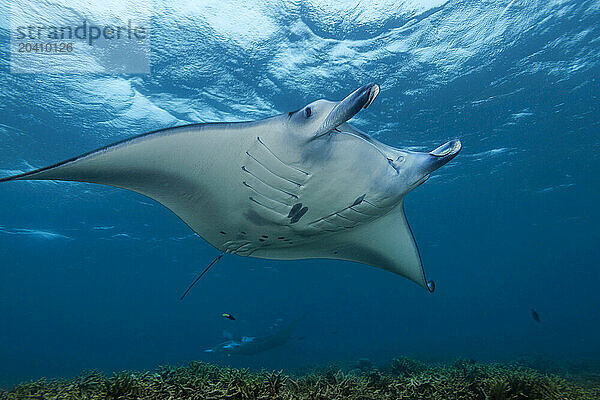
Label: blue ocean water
xmin=0 ymin=0 xmax=599 ymax=389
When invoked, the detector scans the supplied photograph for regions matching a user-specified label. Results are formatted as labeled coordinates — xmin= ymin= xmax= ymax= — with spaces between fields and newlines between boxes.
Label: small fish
xmin=222 ymin=313 xmax=235 ymax=320
xmin=531 ymin=309 xmax=540 ymax=323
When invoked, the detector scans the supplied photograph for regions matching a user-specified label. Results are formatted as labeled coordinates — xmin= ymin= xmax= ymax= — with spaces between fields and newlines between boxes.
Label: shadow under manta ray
xmin=205 ymin=317 xmax=304 ymax=356
xmin=0 ymin=84 xmax=461 ymax=292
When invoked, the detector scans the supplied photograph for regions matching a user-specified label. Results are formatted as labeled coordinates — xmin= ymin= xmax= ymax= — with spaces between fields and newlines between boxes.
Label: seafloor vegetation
xmin=1 ymin=357 xmax=599 ymax=400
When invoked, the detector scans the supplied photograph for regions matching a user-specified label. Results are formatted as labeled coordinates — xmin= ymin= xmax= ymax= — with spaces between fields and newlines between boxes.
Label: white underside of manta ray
xmin=0 ymin=84 xmax=461 ymax=292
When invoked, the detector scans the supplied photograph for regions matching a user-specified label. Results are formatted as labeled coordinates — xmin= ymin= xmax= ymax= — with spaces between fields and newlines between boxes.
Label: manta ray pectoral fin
xmin=0 ymin=124 xmax=227 ymax=238
xmin=329 ymin=202 xmax=434 ymax=292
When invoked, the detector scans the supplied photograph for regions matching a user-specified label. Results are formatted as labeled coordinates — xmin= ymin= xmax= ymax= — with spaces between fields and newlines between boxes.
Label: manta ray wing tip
xmin=427 ymin=280 xmax=436 ymax=293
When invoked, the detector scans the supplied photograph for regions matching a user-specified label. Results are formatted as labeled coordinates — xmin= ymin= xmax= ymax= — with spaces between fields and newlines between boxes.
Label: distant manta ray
xmin=205 ymin=317 xmax=304 ymax=356
xmin=0 ymin=84 xmax=460 ymax=292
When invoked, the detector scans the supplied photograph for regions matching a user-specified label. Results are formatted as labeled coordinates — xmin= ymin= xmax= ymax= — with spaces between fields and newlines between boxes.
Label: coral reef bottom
xmin=1 ymin=358 xmax=599 ymax=399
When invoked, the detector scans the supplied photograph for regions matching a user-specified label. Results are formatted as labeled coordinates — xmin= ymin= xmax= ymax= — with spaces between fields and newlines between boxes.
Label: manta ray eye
xmin=304 ymin=107 xmax=312 ymax=118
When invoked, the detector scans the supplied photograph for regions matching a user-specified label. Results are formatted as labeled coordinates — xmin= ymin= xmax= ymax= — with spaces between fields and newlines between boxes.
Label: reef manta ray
xmin=0 ymin=84 xmax=460 ymax=292
xmin=205 ymin=317 xmax=304 ymax=356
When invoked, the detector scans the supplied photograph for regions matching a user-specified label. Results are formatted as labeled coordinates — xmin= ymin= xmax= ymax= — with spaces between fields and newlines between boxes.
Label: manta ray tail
xmin=179 ymin=252 xmax=224 ymax=301
xmin=0 ymin=128 xmax=239 ymax=300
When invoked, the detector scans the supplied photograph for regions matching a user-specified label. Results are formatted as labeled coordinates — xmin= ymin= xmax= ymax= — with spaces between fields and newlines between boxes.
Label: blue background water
xmin=1 ymin=0 xmax=599 ymax=388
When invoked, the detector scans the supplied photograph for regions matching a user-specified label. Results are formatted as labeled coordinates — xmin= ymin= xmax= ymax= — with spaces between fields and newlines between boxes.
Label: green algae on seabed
xmin=1 ymin=358 xmax=598 ymax=400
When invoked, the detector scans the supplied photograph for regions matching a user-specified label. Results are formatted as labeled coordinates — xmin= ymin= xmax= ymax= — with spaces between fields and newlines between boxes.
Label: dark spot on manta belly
xmin=288 ymin=203 xmax=302 ymax=218
xmin=261 ymin=235 xmax=268 ymax=238
xmin=287 ymin=202 xmax=309 ymax=224
xmin=290 ymin=207 xmax=308 ymax=224
xmin=352 ymin=194 xmax=366 ymax=207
